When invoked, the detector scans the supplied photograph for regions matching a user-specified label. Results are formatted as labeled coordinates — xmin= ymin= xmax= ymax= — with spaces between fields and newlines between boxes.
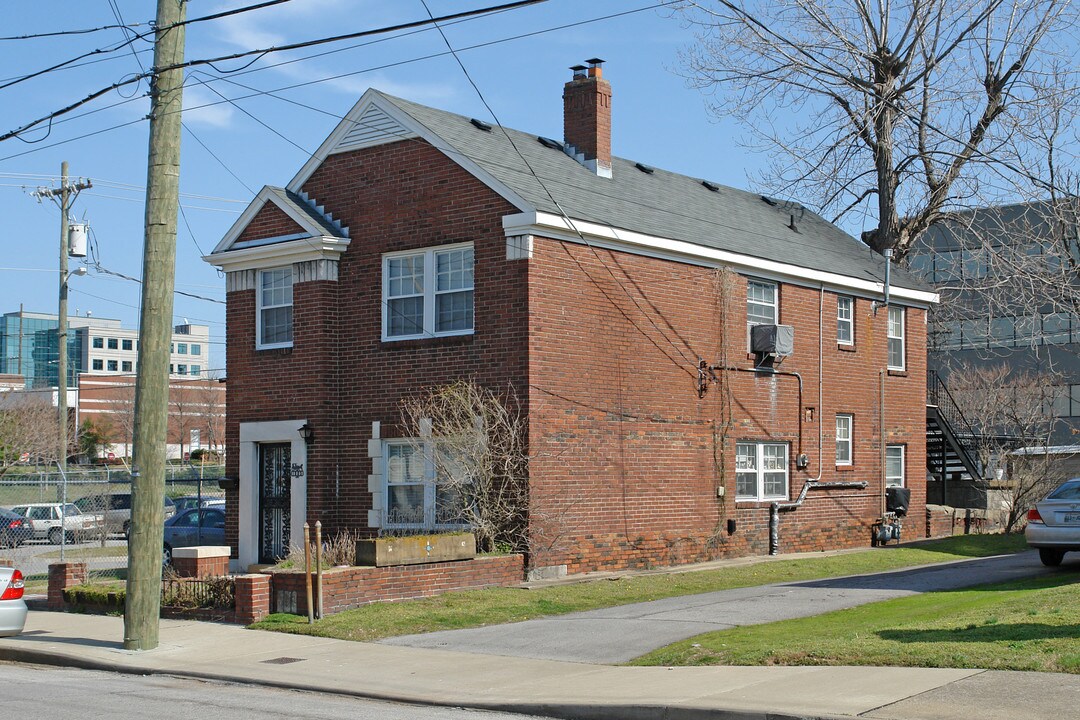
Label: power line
xmin=0 ymin=2 xmax=670 ymax=160
xmin=0 ymin=21 xmax=148 ymax=42
xmin=0 ymin=0 xmax=549 ymax=144
xmin=0 ymin=1 xmax=299 ymax=92
xmin=420 ymin=0 xmax=697 ymax=375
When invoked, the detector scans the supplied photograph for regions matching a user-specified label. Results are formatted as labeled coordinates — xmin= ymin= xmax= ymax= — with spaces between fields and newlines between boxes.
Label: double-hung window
xmin=258 ymin=267 xmax=293 ymax=349
xmin=837 ymin=296 xmax=854 ymax=345
xmin=747 ymin=279 xmax=778 ymax=350
xmin=735 ymin=441 xmax=789 ymax=501
xmin=887 ymin=306 xmax=905 ymax=370
xmin=885 ymin=445 xmax=905 ymax=487
xmin=384 ymin=243 xmax=474 ymax=340
xmin=747 ymin=279 xmax=777 ymax=326
xmin=383 ymin=439 xmax=469 ymax=529
xmin=836 ymin=414 xmax=853 ymax=465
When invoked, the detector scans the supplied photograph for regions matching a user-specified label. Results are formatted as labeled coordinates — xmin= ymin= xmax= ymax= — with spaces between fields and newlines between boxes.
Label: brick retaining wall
xmin=268 ymin=554 xmax=524 ymax=616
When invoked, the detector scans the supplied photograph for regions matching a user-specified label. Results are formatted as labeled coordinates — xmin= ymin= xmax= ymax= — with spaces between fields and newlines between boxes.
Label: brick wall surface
xmin=48 ymin=562 xmax=88 ymax=609
xmin=223 ymin=135 xmax=929 ymax=575
xmin=527 ymin=239 xmax=928 ymax=573
xmin=268 ymin=554 xmax=523 ymax=616
xmin=172 ymin=554 xmax=230 ymax=579
xmin=224 ymin=138 xmax=526 ymax=556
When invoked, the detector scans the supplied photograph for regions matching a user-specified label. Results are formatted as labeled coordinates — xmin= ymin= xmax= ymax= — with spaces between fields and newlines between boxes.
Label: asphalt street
xmin=381 ymin=550 xmax=1065 ymax=663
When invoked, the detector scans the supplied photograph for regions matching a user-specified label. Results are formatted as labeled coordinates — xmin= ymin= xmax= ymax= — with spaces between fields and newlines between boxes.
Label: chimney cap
xmin=586 ymin=58 xmax=605 ymax=66
xmin=569 ymin=64 xmax=587 ymax=72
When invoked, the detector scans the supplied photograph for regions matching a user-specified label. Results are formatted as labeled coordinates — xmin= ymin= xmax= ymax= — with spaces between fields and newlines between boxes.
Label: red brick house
xmin=206 ymin=61 xmax=937 ymax=575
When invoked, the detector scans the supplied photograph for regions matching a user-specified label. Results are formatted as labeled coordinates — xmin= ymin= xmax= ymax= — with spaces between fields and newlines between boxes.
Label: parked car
xmin=172 ymin=495 xmax=225 ymax=513
xmin=8 ymin=503 xmax=103 ymax=544
xmin=0 ymin=566 xmax=27 ymax=637
xmin=0 ymin=509 xmax=32 ymax=549
xmin=1025 ymin=478 xmax=1080 ymax=566
xmin=73 ymin=493 xmax=176 ymax=538
xmin=162 ymin=507 xmax=226 ymax=565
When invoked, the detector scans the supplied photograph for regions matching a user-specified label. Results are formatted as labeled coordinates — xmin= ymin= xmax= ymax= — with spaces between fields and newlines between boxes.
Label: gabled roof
xmin=210 ymin=186 xmax=348 ymax=257
xmin=216 ymin=89 xmax=934 ymax=302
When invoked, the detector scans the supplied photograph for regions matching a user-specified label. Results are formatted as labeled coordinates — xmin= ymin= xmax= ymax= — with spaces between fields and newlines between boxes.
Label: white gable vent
xmin=333 ymin=105 xmax=416 ymax=153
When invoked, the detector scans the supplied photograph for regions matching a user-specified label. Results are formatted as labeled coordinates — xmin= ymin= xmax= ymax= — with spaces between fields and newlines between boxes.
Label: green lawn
xmin=252 ymin=534 xmax=1028 ymax=642
xmin=632 ymin=571 xmax=1080 ymax=673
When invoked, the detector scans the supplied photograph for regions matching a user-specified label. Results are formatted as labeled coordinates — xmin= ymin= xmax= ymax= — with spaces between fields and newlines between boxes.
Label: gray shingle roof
xmin=378 ymin=91 xmax=930 ymax=295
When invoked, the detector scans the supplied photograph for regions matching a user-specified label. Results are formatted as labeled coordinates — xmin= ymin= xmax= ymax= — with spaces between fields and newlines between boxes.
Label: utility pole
xmin=32 ymin=162 xmax=92 ymax=475
xmin=125 ymin=0 xmax=186 ymax=651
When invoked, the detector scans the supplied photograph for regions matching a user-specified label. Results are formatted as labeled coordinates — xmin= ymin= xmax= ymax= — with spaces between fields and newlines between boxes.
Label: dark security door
xmin=258 ymin=442 xmax=291 ymax=563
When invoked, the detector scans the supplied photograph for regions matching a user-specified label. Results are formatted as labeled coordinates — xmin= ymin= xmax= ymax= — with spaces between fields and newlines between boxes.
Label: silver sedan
xmin=1025 ymin=478 xmax=1080 ymax=566
xmin=0 ymin=565 xmax=27 ymax=637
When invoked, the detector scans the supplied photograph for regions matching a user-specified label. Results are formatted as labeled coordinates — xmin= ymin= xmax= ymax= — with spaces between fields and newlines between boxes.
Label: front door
xmin=258 ymin=442 xmax=291 ymax=563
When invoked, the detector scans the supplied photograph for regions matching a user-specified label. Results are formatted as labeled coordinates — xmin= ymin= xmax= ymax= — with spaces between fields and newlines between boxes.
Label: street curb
xmin=0 ymin=644 xmax=848 ymax=720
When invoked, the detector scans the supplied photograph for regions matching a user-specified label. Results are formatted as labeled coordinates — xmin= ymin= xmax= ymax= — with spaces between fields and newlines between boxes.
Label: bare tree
xmin=399 ymin=381 xmax=530 ymax=553
xmin=0 ymin=395 xmax=59 ymax=476
xmin=675 ymin=0 xmax=1079 ymax=258
xmin=946 ymin=362 xmax=1062 ymax=531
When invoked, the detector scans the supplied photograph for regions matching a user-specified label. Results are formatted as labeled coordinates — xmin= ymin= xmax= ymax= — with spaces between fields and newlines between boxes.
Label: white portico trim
xmin=236 ymin=419 xmax=309 ymax=572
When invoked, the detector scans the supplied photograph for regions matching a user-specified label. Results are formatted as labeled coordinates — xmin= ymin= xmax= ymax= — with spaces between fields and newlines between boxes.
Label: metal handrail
xmin=927 ymin=370 xmax=980 ymax=440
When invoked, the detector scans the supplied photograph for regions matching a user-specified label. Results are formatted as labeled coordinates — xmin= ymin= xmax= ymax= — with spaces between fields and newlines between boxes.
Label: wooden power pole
xmin=124 ymin=0 xmax=186 ymax=651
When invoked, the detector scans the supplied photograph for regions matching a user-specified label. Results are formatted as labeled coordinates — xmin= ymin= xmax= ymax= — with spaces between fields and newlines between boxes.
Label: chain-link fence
xmin=0 ymin=465 xmax=225 ymax=594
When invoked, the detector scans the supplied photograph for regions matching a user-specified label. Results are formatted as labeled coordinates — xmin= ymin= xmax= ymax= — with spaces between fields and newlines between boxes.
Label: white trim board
xmin=503 ymin=212 xmax=939 ymax=307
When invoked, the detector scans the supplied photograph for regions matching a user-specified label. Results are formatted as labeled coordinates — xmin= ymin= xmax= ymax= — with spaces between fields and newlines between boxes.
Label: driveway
xmin=380 ymin=550 xmax=1062 ymax=664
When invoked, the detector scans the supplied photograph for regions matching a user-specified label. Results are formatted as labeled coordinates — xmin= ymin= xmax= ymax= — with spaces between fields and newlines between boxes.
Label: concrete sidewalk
xmin=3 ymin=611 xmax=1078 ymax=720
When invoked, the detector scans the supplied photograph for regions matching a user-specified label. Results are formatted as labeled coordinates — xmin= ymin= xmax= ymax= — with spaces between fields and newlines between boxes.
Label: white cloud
xmin=182 ymin=85 xmax=236 ymax=128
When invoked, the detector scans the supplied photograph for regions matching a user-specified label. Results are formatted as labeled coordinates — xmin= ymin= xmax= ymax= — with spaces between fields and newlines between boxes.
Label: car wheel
xmin=48 ymin=527 xmax=64 ymax=545
xmin=1039 ymin=548 xmax=1065 ymax=567
xmin=163 ymin=544 xmax=172 ymax=566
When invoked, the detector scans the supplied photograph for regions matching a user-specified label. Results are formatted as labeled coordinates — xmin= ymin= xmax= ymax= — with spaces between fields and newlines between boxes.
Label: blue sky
xmin=0 ymin=0 xmax=777 ymax=374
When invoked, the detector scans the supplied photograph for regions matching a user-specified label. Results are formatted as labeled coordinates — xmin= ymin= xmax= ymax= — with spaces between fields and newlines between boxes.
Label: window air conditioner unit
xmin=751 ymin=324 xmax=794 ymax=357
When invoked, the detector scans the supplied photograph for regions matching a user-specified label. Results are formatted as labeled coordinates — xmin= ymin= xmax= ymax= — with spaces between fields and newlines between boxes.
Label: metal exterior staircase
xmin=926 ymin=370 xmax=986 ymax=507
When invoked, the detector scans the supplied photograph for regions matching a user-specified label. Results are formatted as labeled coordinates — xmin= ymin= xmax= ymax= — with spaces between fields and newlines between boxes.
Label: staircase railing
xmin=927 ymin=369 xmax=983 ymax=476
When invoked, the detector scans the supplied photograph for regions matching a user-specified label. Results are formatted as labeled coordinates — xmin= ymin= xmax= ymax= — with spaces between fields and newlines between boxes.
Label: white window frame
xmin=382 ymin=439 xmax=470 ymax=530
xmin=885 ymin=445 xmax=905 ymax=487
xmin=382 ymin=242 xmax=474 ymax=341
xmin=257 ymin=266 xmax=294 ymax=350
xmin=836 ymin=414 xmax=853 ymax=466
xmin=746 ymin=279 xmax=778 ymax=350
xmin=735 ymin=441 xmax=789 ymax=501
xmin=837 ymin=296 xmax=854 ymax=345
xmin=887 ymin=306 xmax=905 ymax=370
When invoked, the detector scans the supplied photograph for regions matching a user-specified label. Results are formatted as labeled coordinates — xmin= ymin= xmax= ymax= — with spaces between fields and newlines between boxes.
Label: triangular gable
xmin=285 ymin=89 xmax=532 ymax=213
xmin=210 ymin=186 xmax=347 ymax=256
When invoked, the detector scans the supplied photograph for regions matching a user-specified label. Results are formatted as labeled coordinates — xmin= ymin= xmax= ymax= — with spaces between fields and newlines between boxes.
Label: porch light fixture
xmin=299 ymin=422 xmax=314 ymax=445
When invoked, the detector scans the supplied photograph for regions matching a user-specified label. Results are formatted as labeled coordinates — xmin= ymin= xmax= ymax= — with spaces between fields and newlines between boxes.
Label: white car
xmin=9 ymin=503 xmax=103 ymax=544
xmin=0 ymin=566 xmax=27 ymax=637
xmin=1025 ymin=478 xmax=1080 ymax=566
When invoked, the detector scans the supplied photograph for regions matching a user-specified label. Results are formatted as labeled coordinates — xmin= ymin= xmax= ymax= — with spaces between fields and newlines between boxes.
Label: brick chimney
xmin=563 ymin=58 xmax=612 ymax=178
